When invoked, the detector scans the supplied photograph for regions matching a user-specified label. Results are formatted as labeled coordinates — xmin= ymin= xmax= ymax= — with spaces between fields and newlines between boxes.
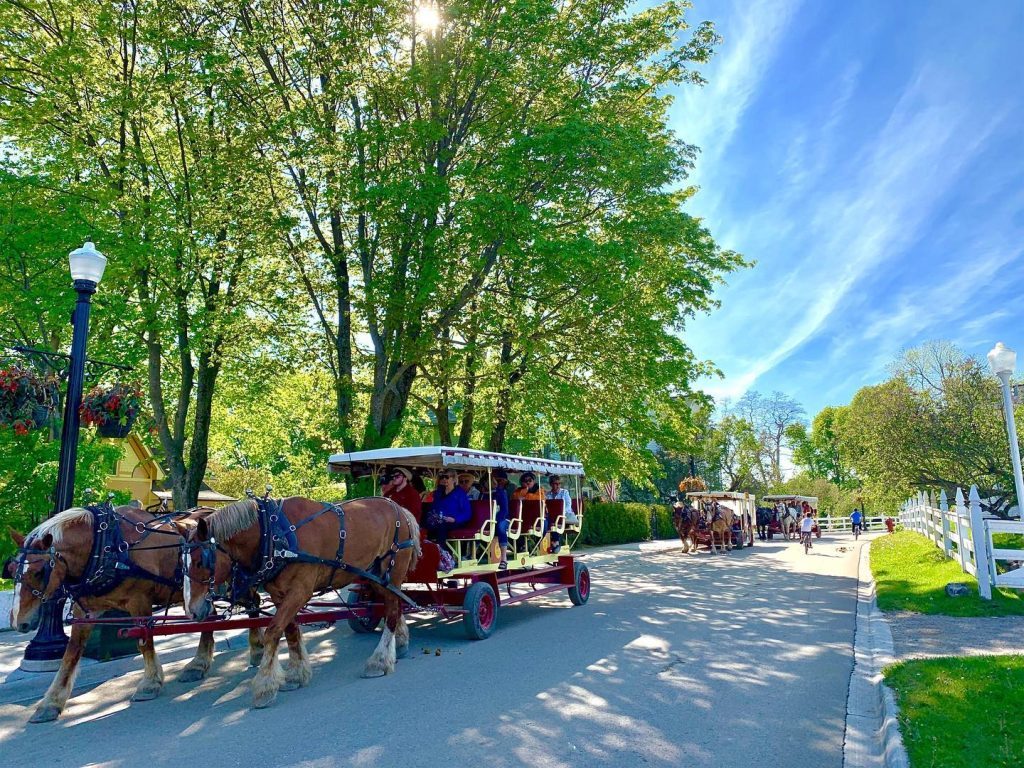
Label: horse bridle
xmin=181 ymin=535 xmax=222 ymax=605
xmin=13 ymin=538 xmax=72 ymax=603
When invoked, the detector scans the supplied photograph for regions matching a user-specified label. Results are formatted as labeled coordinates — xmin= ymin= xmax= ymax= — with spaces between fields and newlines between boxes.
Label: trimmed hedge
xmin=579 ymin=502 xmax=676 ymax=546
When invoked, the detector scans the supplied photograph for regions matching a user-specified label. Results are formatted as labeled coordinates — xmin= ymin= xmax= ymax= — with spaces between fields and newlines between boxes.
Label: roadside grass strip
xmin=884 ymin=655 xmax=1024 ymax=768
xmin=871 ymin=532 xmax=1024 ymax=616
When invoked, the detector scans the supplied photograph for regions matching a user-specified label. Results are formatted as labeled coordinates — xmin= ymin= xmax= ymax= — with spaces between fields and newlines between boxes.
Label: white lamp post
xmin=987 ymin=342 xmax=1024 ymax=517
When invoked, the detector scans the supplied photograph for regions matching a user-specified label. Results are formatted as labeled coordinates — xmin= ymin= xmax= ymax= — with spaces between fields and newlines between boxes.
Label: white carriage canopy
xmin=761 ymin=495 xmax=819 ymax=505
xmin=328 ymin=446 xmax=585 ymax=478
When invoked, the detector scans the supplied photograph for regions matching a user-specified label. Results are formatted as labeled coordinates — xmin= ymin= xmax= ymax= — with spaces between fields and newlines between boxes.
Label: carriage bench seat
xmin=519 ymin=500 xmax=546 ymax=538
xmin=447 ymin=500 xmax=495 ymax=541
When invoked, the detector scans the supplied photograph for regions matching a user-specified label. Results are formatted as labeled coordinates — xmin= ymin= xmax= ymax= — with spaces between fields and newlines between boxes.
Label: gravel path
xmin=887 ymin=612 xmax=1024 ymax=659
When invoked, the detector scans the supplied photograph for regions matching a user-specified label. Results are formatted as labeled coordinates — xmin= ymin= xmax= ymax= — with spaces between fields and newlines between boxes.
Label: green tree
xmin=0 ymin=0 xmax=290 ymax=507
xmin=838 ymin=342 xmax=1020 ymax=515
xmin=786 ymin=405 xmax=855 ymax=488
xmin=228 ymin=0 xmax=728 ymax=451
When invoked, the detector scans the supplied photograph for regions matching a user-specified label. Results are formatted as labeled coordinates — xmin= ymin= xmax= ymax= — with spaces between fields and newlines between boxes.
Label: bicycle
xmin=853 ymin=522 xmax=861 ymax=540
xmin=801 ymin=530 xmax=813 ymax=554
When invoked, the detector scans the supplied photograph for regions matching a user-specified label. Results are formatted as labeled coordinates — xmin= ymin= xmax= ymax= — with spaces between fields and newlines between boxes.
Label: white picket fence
xmin=899 ymin=485 xmax=1024 ymax=599
xmin=817 ymin=515 xmax=886 ymax=532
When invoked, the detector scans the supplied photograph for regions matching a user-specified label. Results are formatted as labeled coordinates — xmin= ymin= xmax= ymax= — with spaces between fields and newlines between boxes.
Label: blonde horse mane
xmin=29 ymin=508 xmax=93 ymax=545
xmin=206 ymin=498 xmax=260 ymax=542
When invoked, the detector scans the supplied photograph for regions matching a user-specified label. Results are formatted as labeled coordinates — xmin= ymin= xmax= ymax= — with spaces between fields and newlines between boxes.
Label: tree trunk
xmin=434 ymin=391 xmax=452 ymax=446
xmin=457 ymin=318 xmax=478 ymax=448
xmin=364 ymin=363 xmax=418 ymax=449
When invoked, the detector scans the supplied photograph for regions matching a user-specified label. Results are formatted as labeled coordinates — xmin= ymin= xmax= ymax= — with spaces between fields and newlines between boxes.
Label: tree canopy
xmin=0 ymin=0 xmax=743 ymax=519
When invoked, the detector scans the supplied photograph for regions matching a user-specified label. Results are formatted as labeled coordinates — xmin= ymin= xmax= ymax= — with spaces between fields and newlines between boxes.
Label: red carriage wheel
xmin=462 ymin=582 xmax=498 ymax=640
xmin=568 ymin=562 xmax=590 ymax=606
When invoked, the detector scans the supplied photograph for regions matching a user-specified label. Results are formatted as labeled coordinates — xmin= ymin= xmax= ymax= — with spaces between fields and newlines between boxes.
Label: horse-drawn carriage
xmin=673 ymin=491 xmax=756 ymax=553
xmin=7 ymin=446 xmax=591 ymax=721
xmin=760 ymin=494 xmax=821 ymax=540
xmin=327 ymin=446 xmax=591 ymax=637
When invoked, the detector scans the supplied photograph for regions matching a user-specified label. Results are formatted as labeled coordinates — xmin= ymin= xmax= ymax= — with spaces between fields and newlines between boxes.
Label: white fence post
xmin=940 ymin=489 xmax=951 ymax=559
xmin=954 ymin=488 xmax=968 ymax=574
xmin=968 ymin=485 xmax=992 ymax=600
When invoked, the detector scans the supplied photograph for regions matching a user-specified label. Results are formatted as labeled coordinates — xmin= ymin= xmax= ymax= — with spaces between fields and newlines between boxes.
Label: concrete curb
xmin=843 ymin=541 xmax=910 ymax=768
xmin=0 ymin=590 xmax=12 ymax=632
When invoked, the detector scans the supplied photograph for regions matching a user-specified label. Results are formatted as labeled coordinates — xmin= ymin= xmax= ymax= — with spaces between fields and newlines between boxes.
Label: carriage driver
xmin=381 ymin=467 xmax=423 ymax=524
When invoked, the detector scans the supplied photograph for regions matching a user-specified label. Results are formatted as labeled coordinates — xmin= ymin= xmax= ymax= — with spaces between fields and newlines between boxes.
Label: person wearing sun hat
xmin=457 ymin=471 xmax=481 ymax=501
xmin=381 ymin=467 xmax=423 ymax=524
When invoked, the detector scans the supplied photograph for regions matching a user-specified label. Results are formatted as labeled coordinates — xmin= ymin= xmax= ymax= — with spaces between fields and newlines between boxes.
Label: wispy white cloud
xmin=673 ymin=0 xmax=804 ymax=221
xmin=685 ymin=58 xmax=1019 ymax=407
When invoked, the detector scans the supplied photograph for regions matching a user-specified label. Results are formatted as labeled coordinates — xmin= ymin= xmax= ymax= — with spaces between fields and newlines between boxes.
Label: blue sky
xmin=670 ymin=0 xmax=1024 ymax=419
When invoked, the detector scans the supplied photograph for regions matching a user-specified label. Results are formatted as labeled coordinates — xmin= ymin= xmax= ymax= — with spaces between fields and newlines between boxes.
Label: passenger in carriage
xmin=512 ymin=472 xmax=544 ymax=501
xmin=426 ymin=470 xmax=471 ymax=552
xmin=381 ymin=467 xmax=423 ymax=524
xmin=546 ymin=474 xmax=577 ymax=554
xmin=458 ymin=472 xmax=482 ymax=501
xmin=483 ymin=470 xmax=512 ymax=570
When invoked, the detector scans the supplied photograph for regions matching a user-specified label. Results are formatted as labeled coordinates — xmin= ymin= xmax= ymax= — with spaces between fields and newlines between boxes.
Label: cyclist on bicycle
xmin=800 ymin=510 xmax=815 ymax=550
xmin=851 ymin=508 xmax=864 ymax=538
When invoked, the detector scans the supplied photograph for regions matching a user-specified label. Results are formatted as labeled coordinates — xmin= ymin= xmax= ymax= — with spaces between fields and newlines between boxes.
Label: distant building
xmin=103 ymin=434 xmax=234 ymax=510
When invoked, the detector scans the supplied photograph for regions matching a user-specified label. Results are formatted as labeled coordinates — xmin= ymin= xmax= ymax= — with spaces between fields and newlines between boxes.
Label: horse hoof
xmin=361 ymin=665 xmax=390 ymax=679
xmin=279 ymin=679 xmax=301 ymax=692
xmin=396 ymin=644 xmax=410 ymax=660
xmin=132 ymin=685 xmax=162 ymax=702
xmin=177 ymin=666 xmax=208 ymax=683
xmin=29 ymin=705 xmax=61 ymax=723
xmin=249 ymin=652 xmax=264 ymax=668
xmin=251 ymin=687 xmax=278 ymax=709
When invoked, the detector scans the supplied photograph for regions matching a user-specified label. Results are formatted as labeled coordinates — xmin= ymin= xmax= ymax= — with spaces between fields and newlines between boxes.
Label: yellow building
xmin=104 ymin=435 xmax=235 ymax=510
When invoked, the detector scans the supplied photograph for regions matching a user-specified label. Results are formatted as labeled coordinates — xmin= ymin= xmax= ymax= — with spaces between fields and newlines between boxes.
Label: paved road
xmin=0 ymin=535 xmax=864 ymax=768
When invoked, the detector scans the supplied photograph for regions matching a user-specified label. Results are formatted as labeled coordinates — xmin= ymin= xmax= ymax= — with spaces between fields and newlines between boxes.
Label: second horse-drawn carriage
xmin=760 ymin=494 xmax=821 ymax=540
xmin=672 ymin=491 xmax=756 ymax=553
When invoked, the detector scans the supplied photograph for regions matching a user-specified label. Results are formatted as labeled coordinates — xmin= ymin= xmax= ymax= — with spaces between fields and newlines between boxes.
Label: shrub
xmin=652 ymin=504 xmax=677 ymax=540
xmin=579 ymin=501 xmax=651 ymax=545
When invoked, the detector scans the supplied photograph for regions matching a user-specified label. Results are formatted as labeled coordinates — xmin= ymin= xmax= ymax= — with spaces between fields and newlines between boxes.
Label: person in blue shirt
xmin=850 ymin=508 xmax=864 ymax=535
xmin=428 ymin=470 xmax=471 ymax=552
xmin=484 ymin=470 xmax=512 ymax=569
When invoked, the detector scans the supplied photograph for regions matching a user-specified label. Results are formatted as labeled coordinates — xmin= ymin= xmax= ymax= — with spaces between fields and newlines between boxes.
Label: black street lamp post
xmin=20 ymin=242 xmax=107 ymax=672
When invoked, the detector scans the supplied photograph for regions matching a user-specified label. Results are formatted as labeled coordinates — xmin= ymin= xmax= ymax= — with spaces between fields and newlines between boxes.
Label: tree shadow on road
xmin=0 ymin=541 xmax=860 ymax=768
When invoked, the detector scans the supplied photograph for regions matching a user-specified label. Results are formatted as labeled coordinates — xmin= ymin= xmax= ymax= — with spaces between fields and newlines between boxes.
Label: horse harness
xmin=216 ymin=496 xmax=418 ymax=608
xmin=13 ymin=501 xmax=188 ymax=606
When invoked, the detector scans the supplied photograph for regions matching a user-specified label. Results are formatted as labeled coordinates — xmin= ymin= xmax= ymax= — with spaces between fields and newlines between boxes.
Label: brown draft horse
xmin=7 ymin=505 xmax=263 ymax=723
xmin=672 ymin=504 xmax=700 ymax=554
xmin=707 ymin=504 xmax=735 ymax=554
xmin=183 ymin=496 xmax=420 ymax=709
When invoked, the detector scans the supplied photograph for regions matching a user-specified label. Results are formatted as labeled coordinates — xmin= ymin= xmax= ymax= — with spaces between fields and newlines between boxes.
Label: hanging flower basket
xmin=81 ymin=383 xmax=143 ymax=439
xmin=678 ymin=475 xmax=707 ymax=493
xmin=0 ymin=364 xmax=58 ymax=435
xmin=98 ymin=419 xmax=135 ymax=439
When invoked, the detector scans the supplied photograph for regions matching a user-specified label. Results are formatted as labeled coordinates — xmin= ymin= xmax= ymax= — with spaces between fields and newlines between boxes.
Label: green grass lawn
xmin=871 ymin=531 xmax=1024 ymax=616
xmin=885 ymin=656 xmax=1024 ymax=768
